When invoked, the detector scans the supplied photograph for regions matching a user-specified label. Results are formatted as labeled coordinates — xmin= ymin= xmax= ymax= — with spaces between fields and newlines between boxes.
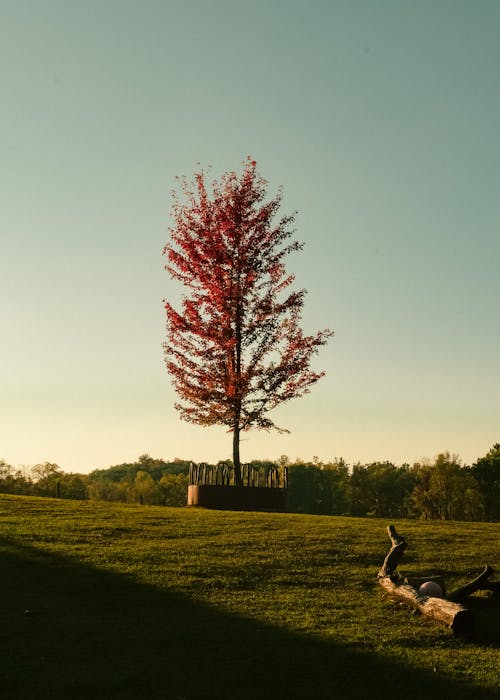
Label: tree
xmin=57 ymin=473 xmax=88 ymax=500
xmin=287 ymin=462 xmax=322 ymax=513
xmin=132 ymin=470 xmax=161 ymax=505
xmin=87 ymin=477 xmax=127 ymax=503
xmin=410 ymin=462 xmax=438 ymax=519
xmin=0 ymin=460 xmax=32 ymax=495
xmin=471 ymin=443 xmax=500 ymax=520
xmin=350 ymin=464 xmax=372 ymax=516
xmin=31 ymin=462 xmax=61 ymax=498
xmin=360 ymin=462 xmax=413 ymax=518
xmin=322 ymin=459 xmax=351 ymax=515
xmin=410 ymin=452 xmax=480 ymax=521
xmin=159 ymin=473 xmax=189 ymax=507
xmin=163 ymin=158 xmax=332 ymax=485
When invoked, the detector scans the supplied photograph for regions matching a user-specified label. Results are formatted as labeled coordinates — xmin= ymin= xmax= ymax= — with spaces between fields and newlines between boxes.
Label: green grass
xmin=0 ymin=494 xmax=499 ymax=699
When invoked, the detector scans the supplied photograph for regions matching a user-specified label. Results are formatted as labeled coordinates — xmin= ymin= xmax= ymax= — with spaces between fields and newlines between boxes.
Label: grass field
xmin=0 ymin=494 xmax=498 ymax=699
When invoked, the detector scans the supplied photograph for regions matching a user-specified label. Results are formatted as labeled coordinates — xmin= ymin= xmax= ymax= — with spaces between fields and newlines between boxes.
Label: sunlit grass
xmin=0 ymin=494 xmax=498 ymax=699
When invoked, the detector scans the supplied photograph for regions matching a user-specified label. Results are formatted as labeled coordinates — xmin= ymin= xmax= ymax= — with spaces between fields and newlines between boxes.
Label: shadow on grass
xmin=0 ymin=535 xmax=496 ymax=700
xmin=465 ymin=595 xmax=500 ymax=647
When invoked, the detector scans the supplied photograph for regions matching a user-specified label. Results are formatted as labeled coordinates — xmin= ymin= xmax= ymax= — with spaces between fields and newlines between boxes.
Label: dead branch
xmin=378 ymin=525 xmax=407 ymax=579
xmin=378 ymin=524 xmax=474 ymax=633
xmin=447 ymin=565 xmax=497 ymax=602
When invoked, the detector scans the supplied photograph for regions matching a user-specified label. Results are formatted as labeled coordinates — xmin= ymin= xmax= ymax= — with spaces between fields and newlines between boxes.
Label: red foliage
xmin=163 ymin=158 xmax=332 ymax=480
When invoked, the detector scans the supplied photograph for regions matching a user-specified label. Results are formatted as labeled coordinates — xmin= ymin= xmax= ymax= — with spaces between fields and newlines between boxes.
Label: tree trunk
xmin=232 ymin=286 xmax=243 ymax=488
xmin=378 ymin=577 xmax=474 ymax=633
xmin=233 ymin=423 xmax=242 ymax=487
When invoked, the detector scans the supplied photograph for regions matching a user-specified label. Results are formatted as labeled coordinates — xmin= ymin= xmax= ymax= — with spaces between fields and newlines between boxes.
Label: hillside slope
xmin=0 ymin=494 xmax=498 ymax=698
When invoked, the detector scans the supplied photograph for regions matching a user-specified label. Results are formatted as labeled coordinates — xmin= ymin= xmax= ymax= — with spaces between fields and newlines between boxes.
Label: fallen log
xmin=378 ymin=525 xmax=474 ymax=634
xmin=378 ymin=575 xmax=474 ymax=633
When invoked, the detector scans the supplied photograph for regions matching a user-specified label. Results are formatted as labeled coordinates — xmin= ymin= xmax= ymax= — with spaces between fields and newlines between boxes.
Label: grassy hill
xmin=0 ymin=494 xmax=498 ymax=699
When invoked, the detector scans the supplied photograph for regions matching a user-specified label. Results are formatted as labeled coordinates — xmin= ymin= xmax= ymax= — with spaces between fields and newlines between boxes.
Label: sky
xmin=1 ymin=0 xmax=499 ymax=473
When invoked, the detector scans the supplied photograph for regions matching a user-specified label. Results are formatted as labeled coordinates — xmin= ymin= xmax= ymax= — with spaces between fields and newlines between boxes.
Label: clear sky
xmin=1 ymin=1 xmax=499 ymax=472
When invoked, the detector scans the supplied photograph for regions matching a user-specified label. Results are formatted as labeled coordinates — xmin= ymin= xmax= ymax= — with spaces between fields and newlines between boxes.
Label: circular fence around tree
xmin=187 ymin=463 xmax=288 ymax=511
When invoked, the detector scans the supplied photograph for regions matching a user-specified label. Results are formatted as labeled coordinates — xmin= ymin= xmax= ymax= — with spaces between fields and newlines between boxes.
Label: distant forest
xmin=1 ymin=444 xmax=499 ymax=522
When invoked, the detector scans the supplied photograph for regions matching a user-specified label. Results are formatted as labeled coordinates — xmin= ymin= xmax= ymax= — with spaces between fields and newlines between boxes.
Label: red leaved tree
xmin=163 ymin=158 xmax=332 ymax=486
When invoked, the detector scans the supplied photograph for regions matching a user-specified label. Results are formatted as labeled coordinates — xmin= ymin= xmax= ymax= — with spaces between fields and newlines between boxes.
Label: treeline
xmin=286 ymin=446 xmax=500 ymax=522
xmin=1 ymin=445 xmax=498 ymax=522
xmin=0 ymin=454 xmax=190 ymax=507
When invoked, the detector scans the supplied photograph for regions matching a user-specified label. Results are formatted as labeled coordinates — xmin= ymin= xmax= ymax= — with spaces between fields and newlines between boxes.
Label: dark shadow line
xmin=0 ymin=535 xmax=496 ymax=700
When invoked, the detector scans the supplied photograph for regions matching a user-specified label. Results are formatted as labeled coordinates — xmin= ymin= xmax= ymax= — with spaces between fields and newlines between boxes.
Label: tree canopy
xmin=163 ymin=158 xmax=332 ymax=483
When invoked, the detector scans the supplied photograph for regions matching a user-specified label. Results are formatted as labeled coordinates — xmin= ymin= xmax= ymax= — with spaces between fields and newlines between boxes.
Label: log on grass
xmin=378 ymin=576 xmax=474 ymax=634
xmin=378 ymin=524 xmax=474 ymax=633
